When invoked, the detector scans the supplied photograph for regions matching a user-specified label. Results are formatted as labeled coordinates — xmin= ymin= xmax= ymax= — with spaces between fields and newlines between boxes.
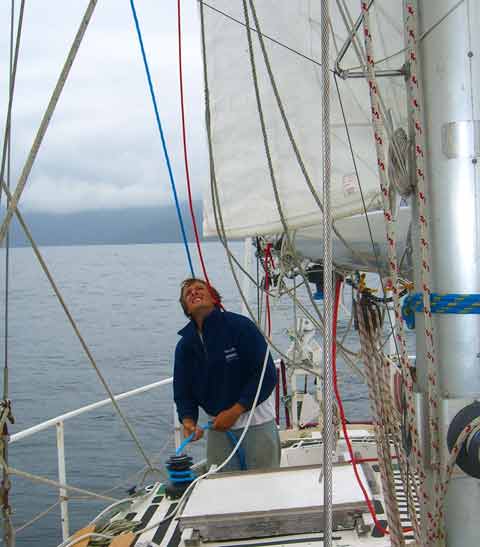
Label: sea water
xmin=0 ymin=241 xmax=374 ymax=546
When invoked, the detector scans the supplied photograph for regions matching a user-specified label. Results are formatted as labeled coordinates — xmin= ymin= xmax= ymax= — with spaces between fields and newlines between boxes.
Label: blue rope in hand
xmin=175 ymin=422 xmax=247 ymax=470
xmin=175 ymin=422 xmax=212 ymax=456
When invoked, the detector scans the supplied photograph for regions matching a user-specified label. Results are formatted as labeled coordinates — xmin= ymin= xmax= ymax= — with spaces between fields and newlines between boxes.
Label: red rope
xmin=177 ymin=0 xmax=211 ymax=287
xmin=332 ymin=278 xmax=391 ymax=536
xmin=347 ymin=456 xmax=398 ymax=464
xmin=263 ymin=244 xmax=273 ymax=337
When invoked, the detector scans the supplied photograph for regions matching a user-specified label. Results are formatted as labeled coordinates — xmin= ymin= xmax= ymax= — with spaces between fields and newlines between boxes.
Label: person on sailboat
xmin=174 ymin=278 xmax=280 ymax=471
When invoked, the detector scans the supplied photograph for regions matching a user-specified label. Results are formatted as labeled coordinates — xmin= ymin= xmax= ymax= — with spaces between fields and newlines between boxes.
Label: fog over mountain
xmin=3 ymin=202 xmax=204 ymax=247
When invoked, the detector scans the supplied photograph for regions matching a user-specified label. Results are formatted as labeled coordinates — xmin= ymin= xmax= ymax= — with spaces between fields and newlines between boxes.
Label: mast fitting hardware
xmin=447 ymin=401 xmax=480 ymax=479
xmin=442 ymin=121 xmax=480 ymax=159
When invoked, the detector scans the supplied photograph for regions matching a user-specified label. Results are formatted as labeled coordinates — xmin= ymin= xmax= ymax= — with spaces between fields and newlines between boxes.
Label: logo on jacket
xmin=224 ymin=347 xmax=239 ymax=363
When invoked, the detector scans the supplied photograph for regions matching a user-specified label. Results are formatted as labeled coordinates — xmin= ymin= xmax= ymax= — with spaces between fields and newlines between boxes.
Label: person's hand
xmin=182 ymin=419 xmax=204 ymax=441
xmin=213 ymin=403 xmax=245 ymax=431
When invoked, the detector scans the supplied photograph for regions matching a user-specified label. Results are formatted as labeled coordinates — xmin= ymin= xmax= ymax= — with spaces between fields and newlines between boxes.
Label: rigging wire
xmin=333 ymin=72 xmax=403 ymax=365
xmin=344 ymin=1 xmax=465 ymax=76
xmin=0 ymin=178 xmax=158 ymax=476
xmin=199 ymin=0 xmax=372 ymax=383
xmin=249 ymin=0 xmax=378 ymax=272
xmin=2 ymin=0 xmax=16 ymax=414
xmin=0 ymin=0 xmax=99 ymax=247
xmin=14 ymin=501 xmax=61 ymax=536
xmin=0 ymin=0 xmax=162 ymax=533
xmin=243 ymin=0 xmax=328 ymax=332
xmin=335 ymin=1 xmax=407 ymax=179
xmin=244 ymin=0 xmax=365 ymax=381
xmin=129 ymin=0 xmax=194 ymax=277
xmin=1 ymin=4 xmax=21 ymax=546
xmin=3 ymin=10 xmax=13 ymax=399
xmin=199 ymin=0 xmax=321 ymax=378
xmin=3 ymin=461 xmax=118 ymax=504
xmin=0 ymin=0 xmax=25 ymax=209
xmin=200 ymin=0 xmax=386 ymax=273
xmin=56 ymin=312 xmax=276 ymax=547
xmin=199 ymin=0 xmax=373 ymax=386
xmin=197 ymin=1 xmax=322 ymax=68
xmin=320 ymin=1 xmax=334 ymax=539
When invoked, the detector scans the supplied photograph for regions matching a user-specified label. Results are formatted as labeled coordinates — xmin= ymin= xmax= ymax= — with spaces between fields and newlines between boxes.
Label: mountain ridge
xmin=3 ymin=202 xmax=204 ymax=247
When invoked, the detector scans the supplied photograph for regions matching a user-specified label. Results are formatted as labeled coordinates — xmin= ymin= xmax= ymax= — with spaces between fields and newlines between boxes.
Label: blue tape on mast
xmin=402 ymin=292 xmax=480 ymax=329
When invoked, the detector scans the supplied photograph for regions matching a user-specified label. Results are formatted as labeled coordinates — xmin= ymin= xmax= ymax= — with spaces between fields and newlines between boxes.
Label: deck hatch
xmin=179 ymin=465 xmax=370 ymax=541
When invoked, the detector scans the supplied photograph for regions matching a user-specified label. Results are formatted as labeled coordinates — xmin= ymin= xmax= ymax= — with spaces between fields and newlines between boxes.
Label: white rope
xmin=360 ymin=0 xmax=427 ymax=523
xmin=14 ymin=501 xmax=61 ymax=535
xmin=6 ymin=465 xmax=118 ymax=503
xmin=404 ymin=2 xmax=444 ymax=542
xmin=356 ymin=303 xmax=405 ymax=545
xmin=359 ymin=5 xmax=430 ymax=544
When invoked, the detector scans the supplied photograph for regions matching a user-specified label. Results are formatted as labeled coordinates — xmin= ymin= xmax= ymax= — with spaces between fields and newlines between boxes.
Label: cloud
xmin=0 ymin=0 xmax=207 ymax=213
xmin=20 ymin=173 xmax=171 ymax=213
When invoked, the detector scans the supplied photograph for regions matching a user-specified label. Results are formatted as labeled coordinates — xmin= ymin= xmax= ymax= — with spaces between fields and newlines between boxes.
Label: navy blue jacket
xmin=174 ymin=308 xmax=277 ymax=423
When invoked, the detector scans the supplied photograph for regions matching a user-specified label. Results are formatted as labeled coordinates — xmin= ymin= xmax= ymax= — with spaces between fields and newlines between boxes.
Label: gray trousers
xmin=206 ymin=419 xmax=281 ymax=472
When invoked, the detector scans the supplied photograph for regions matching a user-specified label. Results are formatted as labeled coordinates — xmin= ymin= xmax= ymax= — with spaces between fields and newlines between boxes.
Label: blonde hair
xmin=179 ymin=278 xmax=222 ymax=317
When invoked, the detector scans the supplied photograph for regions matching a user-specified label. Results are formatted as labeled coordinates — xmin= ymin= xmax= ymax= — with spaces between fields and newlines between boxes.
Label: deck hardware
xmin=447 ymin=402 xmax=480 ymax=478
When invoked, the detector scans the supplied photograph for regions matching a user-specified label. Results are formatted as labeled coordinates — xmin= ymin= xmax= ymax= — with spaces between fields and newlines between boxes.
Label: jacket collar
xmin=177 ymin=306 xmax=223 ymax=338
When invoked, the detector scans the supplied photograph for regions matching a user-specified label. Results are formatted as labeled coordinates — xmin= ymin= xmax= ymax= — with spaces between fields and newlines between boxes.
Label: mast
xmin=414 ymin=1 xmax=480 ymax=545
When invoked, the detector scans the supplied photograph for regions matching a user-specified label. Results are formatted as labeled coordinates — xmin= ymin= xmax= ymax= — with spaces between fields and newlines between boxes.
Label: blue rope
xmin=226 ymin=430 xmax=247 ymax=470
xmin=402 ymin=292 xmax=480 ymax=329
xmin=175 ymin=430 xmax=199 ymax=456
xmin=129 ymin=0 xmax=195 ymax=277
xmin=175 ymin=422 xmax=247 ymax=469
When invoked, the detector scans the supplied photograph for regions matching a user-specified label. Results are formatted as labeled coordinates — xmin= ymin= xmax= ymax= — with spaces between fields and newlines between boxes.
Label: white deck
xmin=182 ymin=465 xmax=369 ymax=516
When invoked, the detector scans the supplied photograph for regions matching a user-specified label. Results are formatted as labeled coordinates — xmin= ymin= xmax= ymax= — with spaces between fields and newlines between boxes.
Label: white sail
xmin=201 ymin=1 xmax=407 ymax=239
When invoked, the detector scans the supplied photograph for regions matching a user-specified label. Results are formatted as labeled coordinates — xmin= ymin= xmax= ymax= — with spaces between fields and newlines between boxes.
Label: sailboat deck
xmin=102 ymin=433 xmax=418 ymax=547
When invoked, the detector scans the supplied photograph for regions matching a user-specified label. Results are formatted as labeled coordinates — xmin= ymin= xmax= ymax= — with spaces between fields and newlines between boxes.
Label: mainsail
xmin=201 ymin=1 xmax=407 ymax=240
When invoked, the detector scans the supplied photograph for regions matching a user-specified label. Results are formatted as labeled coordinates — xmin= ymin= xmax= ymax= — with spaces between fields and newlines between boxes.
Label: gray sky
xmin=0 ymin=1 xmax=208 ymax=213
